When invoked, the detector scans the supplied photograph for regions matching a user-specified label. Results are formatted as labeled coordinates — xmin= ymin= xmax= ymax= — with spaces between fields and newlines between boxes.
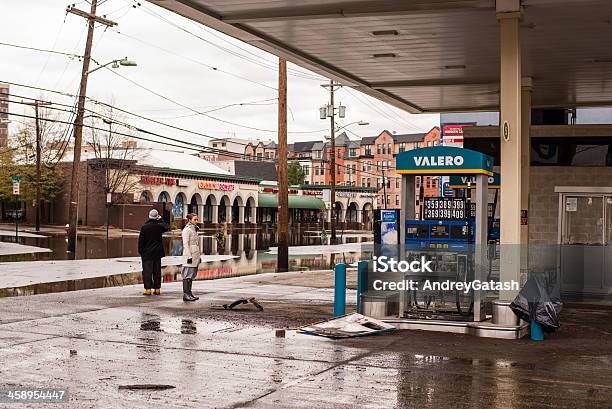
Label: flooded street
xmin=0 ymin=227 xmax=373 ymax=288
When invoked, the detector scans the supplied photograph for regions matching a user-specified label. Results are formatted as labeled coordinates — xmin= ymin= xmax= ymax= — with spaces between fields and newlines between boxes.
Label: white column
xmin=238 ymin=205 xmax=245 ymax=224
xmin=521 ymin=77 xmax=532 ymax=280
xmin=250 ymin=206 xmax=257 ymax=223
xmin=356 ymin=208 xmax=363 ymax=224
xmin=225 ymin=205 xmax=232 ymax=223
xmin=497 ymin=1 xmax=523 ymax=301
xmin=474 ymin=174 xmax=489 ymax=321
xmin=197 ymin=204 xmax=204 ymax=223
xmin=212 ymin=205 xmax=219 ymax=224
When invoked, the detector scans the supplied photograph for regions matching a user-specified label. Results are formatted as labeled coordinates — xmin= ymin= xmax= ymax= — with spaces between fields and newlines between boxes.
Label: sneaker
xmin=143 ymin=289 xmax=152 ymax=296
xmin=153 ymin=289 xmax=161 ymax=295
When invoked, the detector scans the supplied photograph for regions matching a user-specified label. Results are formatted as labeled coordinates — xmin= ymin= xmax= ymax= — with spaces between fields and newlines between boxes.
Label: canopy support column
xmin=497 ymin=2 xmax=523 ymax=300
xmin=521 ymin=77 xmax=532 ymax=280
xmin=474 ymin=173 xmax=489 ymax=321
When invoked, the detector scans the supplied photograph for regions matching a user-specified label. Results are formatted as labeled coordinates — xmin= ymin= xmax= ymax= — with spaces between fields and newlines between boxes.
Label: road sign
xmin=12 ymin=176 xmax=21 ymax=196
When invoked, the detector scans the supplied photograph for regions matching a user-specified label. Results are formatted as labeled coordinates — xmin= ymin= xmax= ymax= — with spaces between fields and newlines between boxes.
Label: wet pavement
xmin=0 ymin=272 xmax=611 ymax=408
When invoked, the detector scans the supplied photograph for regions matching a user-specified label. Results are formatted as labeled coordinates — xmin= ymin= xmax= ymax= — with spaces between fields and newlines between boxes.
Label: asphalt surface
xmin=0 ymin=273 xmax=611 ymax=408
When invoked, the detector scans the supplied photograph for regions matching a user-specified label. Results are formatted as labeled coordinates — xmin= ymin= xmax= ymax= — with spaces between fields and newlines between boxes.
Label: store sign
xmin=198 ymin=181 xmax=235 ymax=191
xmin=140 ymin=176 xmax=177 ymax=186
xmin=303 ymin=190 xmax=323 ymax=196
xmin=441 ymin=123 xmax=474 ymax=147
xmin=396 ymin=147 xmax=494 ymax=176
xmin=337 ymin=192 xmax=357 ymax=199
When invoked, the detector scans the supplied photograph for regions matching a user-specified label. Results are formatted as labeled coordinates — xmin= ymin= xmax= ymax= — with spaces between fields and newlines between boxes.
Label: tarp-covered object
xmin=510 ymin=274 xmax=562 ymax=332
xmin=298 ymin=313 xmax=396 ymax=339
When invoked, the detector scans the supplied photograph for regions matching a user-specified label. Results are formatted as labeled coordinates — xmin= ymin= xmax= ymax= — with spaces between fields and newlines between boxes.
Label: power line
xmin=109 ymin=29 xmax=279 ymax=92
xmin=0 ymin=41 xmax=82 ymax=60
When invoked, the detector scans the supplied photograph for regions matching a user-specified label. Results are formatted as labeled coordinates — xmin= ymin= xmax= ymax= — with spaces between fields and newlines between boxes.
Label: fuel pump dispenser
xmin=393 ymin=147 xmax=494 ymax=322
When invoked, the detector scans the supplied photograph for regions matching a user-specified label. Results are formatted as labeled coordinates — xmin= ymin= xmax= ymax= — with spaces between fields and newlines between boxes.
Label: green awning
xmin=258 ymin=193 xmax=325 ymax=210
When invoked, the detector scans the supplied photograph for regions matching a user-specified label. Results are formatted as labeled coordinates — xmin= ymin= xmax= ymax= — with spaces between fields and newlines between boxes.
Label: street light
xmin=335 ymin=120 xmax=369 ymax=132
xmin=88 ymin=57 xmax=137 ymax=74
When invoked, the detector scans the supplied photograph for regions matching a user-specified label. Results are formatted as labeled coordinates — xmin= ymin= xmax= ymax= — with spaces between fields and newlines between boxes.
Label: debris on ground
xmin=275 ymin=329 xmax=286 ymax=338
xmin=69 ymin=349 xmax=77 ymax=356
xmin=298 ymin=313 xmax=395 ymax=339
xmin=118 ymin=384 xmax=176 ymax=391
xmin=221 ymin=297 xmax=264 ymax=311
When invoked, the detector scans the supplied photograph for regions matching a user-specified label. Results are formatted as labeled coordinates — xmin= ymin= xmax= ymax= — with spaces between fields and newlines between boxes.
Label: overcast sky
xmin=1 ymin=0 xmax=439 ymax=151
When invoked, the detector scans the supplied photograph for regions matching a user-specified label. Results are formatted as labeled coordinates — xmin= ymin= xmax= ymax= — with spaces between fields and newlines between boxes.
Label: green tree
xmin=287 ymin=161 xmax=306 ymax=185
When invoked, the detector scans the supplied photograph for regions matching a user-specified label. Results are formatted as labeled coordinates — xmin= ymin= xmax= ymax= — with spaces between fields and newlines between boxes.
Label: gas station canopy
xmin=150 ymin=0 xmax=612 ymax=113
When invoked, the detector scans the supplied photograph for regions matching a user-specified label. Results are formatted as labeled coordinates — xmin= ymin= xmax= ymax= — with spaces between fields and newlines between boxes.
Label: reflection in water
xmin=1 ymin=228 xmax=372 ymax=284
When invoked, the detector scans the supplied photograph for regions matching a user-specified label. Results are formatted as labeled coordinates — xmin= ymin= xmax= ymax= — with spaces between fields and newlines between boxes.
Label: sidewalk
xmin=0 ymin=271 xmax=611 ymax=408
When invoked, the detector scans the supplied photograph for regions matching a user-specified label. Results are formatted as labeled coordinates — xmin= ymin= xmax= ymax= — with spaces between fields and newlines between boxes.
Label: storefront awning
xmin=258 ymin=193 xmax=325 ymax=210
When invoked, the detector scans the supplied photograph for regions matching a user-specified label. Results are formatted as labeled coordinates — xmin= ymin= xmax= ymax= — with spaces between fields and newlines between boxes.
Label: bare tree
xmin=85 ymin=104 xmax=141 ymax=203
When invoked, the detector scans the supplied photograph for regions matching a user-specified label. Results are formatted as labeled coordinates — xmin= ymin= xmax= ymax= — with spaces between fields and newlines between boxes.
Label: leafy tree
xmin=0 ymin=104 xmax=64 ymax=205
xmin=287 ymin=161 xmax=306 ymax=186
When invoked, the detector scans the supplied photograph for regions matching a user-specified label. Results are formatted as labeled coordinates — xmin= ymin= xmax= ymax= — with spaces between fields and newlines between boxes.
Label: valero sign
xmin=449 ymin=173 xmax=501 ymax=188
xmin=395 ymin=146 xmax=493 ymax=176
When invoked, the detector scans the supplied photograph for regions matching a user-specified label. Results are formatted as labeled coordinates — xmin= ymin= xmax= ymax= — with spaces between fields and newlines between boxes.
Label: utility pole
xmin=329 ymin=79 xmax=337 ymax=244
xmin=66 ymin=0 xmax=117 ymax=253
xmin=277 ymin=57 xmax=289 ymax=272
xmin=22 ymin=100 xmax=50 ymax=231
xmin=34 ymin=101 xmax=42 ymax=232
xmin=381 ymin=165 xmax=388 ymax=209
xmin=319 ymin=81 xmax=345 ymax=244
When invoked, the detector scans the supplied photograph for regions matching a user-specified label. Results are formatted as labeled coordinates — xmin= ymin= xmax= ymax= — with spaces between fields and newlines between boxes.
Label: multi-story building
xmin=0 ymin=83 xmax=8 ymax=149
xmin=223 ymin=127 xmax=441 ymax=209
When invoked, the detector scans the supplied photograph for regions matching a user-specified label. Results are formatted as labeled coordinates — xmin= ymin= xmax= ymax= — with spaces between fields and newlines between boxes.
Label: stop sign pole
xmin=12 ymin=176 xmax=21 ymax=240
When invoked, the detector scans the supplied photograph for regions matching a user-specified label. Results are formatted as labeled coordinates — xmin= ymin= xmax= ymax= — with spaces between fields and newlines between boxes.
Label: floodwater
xmin=0 ymin=226 xmax=373 ymax=281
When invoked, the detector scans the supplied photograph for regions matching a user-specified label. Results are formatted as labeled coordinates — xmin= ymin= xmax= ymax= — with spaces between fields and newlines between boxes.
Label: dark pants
xmin=142 ymin=258 xmax=162 ymax=290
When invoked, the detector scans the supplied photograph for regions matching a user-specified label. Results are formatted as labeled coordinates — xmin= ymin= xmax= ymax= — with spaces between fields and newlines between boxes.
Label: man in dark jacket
xmin=138 ymin=209 xmax=170 ymax=295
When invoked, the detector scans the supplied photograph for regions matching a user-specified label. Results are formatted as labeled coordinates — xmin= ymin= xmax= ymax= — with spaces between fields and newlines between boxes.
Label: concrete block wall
xmin=528 ymin=166 xmax=612 ymax=245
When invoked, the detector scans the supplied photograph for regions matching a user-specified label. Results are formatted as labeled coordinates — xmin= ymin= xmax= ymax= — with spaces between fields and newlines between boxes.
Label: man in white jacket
xmin=181 ymin=213 xmax=201 ymax=301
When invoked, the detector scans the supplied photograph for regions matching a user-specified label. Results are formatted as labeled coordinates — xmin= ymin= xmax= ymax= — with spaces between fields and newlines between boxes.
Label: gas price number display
xmin=423 ymin=198 xmax=467 ymax=220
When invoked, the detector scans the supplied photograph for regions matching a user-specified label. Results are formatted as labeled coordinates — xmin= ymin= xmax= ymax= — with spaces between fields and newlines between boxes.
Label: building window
xmin=396 ymin=178 xmax=400 ymax=189
xmin=399 ymin=142 xmax=405 ymax=153
xmin=377 ymin=144 xmax=381 ymax=154
xmin=212 ymin=143 xmax=218 ymax=148
xmin=367 ymin=161 xmax=372 ymax=171
xmin=377 ymin=161 xmax=381 ymax=170
xmin=387 ymin=143 xmax=391 ymax=154
xmin=315 ymin=151 xmax=321 ymax=159
xmin=350 ymin=148 xmax=356 ymax=157
xmin=304 ymin=166 xmax=309 ymax=175
xmin=367 ymin=178 xmax=371 ymax=187
xmin=395 ymin=195 xmax=399 ymax=206
xmin=361 ymin=177 xmax=366 ymax=186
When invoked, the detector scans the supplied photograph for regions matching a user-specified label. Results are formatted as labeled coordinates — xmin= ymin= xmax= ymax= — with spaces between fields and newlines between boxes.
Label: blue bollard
xmin=357 ymin=261 xmax=368 ymax=314
xmin=334 ymin=263 xmax=346 ymax=317
xmin=530 ymin=320 xmax=544 ymax=341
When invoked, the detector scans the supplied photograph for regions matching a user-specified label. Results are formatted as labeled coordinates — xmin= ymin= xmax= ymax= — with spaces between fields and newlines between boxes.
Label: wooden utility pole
xmin=66 ymin=0 xmax=116 ymax=253
xmin=34 ymin=101 xmax=42 ymax=232
xmin=329 ymin=79 xmax=337 ymax=244
xmin=277 ymin=57 xmax=289 ymax=272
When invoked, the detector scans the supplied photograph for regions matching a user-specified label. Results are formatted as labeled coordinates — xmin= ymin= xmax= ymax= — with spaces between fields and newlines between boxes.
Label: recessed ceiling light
xmin=444 ymin=64 xmax=466 ymax=70
xmin=371 ymin=30 xmax=399 ymax=36
xmin=373 ymin=53 xmax=397 ymax=58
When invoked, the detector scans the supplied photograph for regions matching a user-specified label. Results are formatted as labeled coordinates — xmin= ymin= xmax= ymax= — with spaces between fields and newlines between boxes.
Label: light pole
xmin=88 ymin=57 xmax=137 ymax=74
xmin=66 ymin=54 xmax=136 ymax=253
xmin=328 ymin=120 xmax=369 ymax=187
